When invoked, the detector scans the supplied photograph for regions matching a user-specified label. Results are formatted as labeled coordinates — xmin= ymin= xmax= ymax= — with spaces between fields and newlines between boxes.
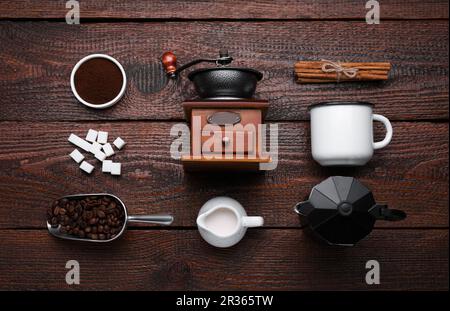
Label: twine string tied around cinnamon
xmin=321 ymin=59 xmax=359 ymax=81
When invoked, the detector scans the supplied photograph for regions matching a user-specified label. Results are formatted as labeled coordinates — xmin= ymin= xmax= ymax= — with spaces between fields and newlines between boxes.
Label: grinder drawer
xmin=191 ymin=109 xmax=262 ymax=155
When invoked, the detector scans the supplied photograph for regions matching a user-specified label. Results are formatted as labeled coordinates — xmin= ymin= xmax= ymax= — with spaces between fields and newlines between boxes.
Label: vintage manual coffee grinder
xmin=162 ymin=50 xmax=271 ymax=171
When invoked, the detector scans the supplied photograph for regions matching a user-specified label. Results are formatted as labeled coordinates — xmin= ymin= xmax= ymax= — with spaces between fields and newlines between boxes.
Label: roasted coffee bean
xmin=47 ymin=195 xmax=125 ymax=241
xmin=53 ymin=207 xmax=60 ymax=216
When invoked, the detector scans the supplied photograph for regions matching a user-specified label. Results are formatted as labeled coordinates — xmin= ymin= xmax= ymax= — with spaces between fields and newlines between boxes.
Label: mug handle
xmin=372 ymin=114 xmax=393 ymax=150
xmin=242 ymin=216 xmax=264 ymax=228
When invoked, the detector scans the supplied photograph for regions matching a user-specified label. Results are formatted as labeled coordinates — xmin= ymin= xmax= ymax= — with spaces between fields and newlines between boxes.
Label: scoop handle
xmin=127 ymin=215 xmax=174 ymax=225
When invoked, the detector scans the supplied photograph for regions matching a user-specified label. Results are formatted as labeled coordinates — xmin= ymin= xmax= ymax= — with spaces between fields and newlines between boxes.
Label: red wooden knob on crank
xmin=161 ymin=51 xmax=177 ymax=77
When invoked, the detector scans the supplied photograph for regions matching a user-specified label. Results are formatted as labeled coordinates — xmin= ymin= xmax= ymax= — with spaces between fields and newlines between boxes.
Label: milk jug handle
xmin=242 ymin=216 xmax=264 ymax=228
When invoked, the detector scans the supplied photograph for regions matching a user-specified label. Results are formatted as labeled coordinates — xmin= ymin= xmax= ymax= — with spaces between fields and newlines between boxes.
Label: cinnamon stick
xmin=297 ymin=72 xmax=388 ymax=80
xmin=295 ymin=62 xmax=391 ymax=69
xmin=295 ymin=60 xmax=391 ymax=83
xmin=295 ymin=68 xmax=389 ymax=75
xmin=297 ymin=78 xmax=341 ymax=83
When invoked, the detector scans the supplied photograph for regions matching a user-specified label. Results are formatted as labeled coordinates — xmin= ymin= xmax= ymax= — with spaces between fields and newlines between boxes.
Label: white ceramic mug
xmin=309 ymin=102 xmax=393 ymax=166
xmin=196 ymin=196 xmax=264 ymax=248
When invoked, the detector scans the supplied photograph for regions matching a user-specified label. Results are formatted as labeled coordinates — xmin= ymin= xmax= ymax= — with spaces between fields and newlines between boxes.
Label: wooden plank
xmin=0 ymin=21 xmax=448 ymax=121
xmin=0 ymin=121 xmax=447 ymax=229
xmin=0 ymin=0 xmax=448 ymax=19
xmin=0 ymin=229 xmax=447 ymax=290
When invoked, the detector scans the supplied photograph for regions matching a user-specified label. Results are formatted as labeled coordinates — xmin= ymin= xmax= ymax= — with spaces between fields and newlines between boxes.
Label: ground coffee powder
xmin=74 ymin=58 xmax=123 ymax=105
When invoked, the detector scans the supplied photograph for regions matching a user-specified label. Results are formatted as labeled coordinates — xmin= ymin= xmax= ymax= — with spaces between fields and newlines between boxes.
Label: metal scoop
xmin=47 ymin=193 xmax=174 ymax=242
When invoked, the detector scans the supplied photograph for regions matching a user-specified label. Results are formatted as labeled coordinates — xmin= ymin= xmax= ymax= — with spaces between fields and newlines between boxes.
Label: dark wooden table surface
xmin=0 ymin=0 xmax=448 ymax=290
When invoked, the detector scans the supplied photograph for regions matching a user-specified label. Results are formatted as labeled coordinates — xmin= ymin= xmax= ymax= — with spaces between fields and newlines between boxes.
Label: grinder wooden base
xmin=181 ymin=156 xmax=271 ymax=172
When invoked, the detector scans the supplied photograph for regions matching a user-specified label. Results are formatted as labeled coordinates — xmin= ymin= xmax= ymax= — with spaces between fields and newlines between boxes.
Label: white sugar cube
xmin=85 ymin=129 xmax=98 ymax=143
xmin=69 ymin=149 xmax=84 ymax=163
xmin=97 ymin=131 xmax=108 ymax=144
xmin=79 ymin=161 xmax=94 ymax=174
xmin=102 ymin=160 xmax=113 ymax=173
xmin=102 ymin=143 xmax=115 ymax=157
xmin=91 ymin=141 xmax=103 ymax=155
xmin=113 ymin=137 xmax=126 ymax=149
xmin=68 ymin=134 xmax=92 ymax=152
xmin=90 ymin=141 xmax=103 ymax=154
xmin=110 ymin=162 xmax=121 ymax=175
xmin=94 ymin=150 xmax=107 ymax=161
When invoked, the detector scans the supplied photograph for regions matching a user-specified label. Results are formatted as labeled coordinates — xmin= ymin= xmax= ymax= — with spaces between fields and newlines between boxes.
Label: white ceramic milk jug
xmin=196 ymin=197 xmax=264 ymax=248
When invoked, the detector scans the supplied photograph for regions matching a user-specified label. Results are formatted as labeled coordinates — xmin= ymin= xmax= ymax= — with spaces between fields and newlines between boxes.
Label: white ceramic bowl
xmin=70 ymin=54 xmax=127 ymax=109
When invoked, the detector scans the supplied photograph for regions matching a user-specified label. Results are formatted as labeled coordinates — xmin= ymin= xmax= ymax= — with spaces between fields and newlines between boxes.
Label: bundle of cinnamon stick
xmin=295 ymin=60 xmax=391 ymax=83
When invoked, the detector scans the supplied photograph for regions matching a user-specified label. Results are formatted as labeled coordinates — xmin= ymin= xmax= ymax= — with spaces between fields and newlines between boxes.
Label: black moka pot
xmin=294 ymin=176 xmax=407 ymax=246
xmin=161 ymin=50 xmax=263 ymax=99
